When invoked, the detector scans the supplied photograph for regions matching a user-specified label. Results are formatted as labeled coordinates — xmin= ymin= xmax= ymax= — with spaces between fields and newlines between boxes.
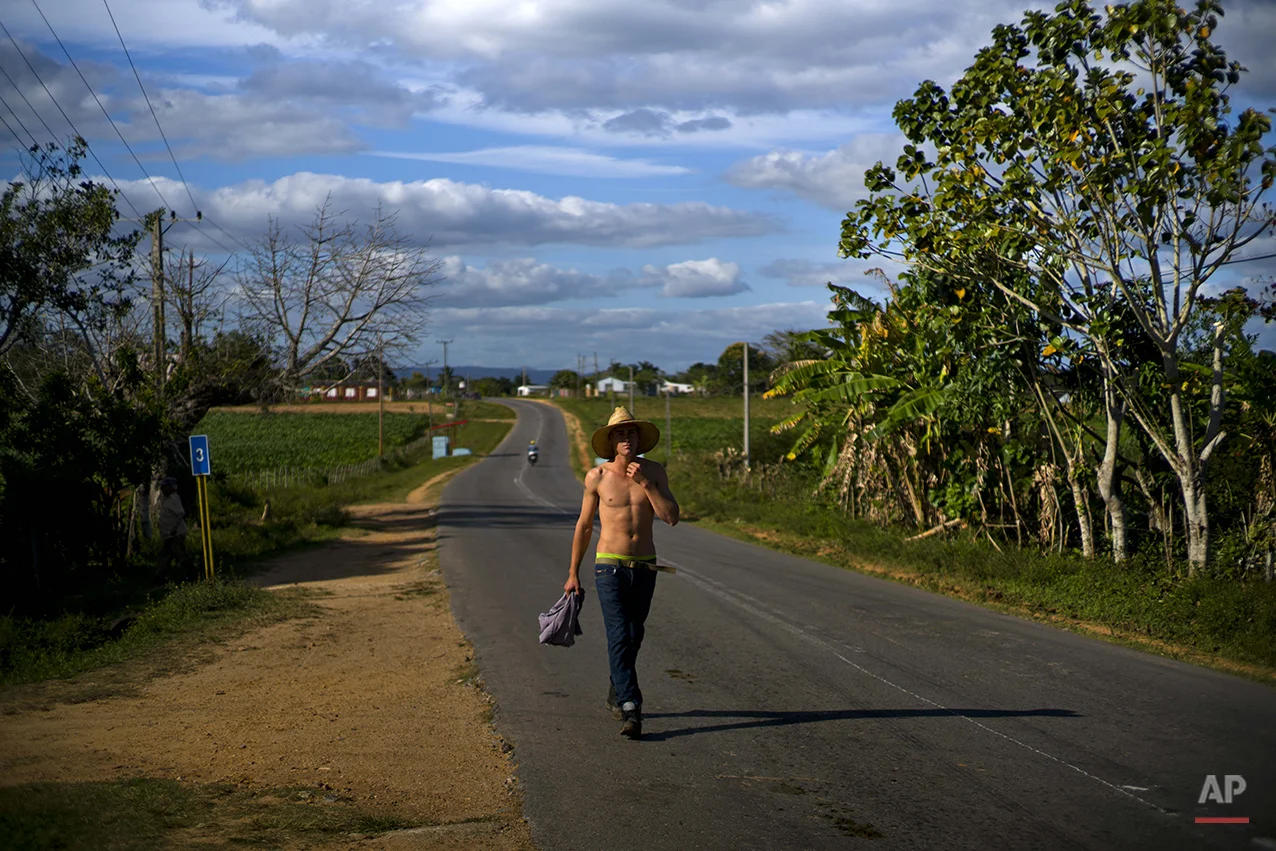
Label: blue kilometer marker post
xmin=188 ymin=435 xmax=215 ymax=581
xmin=189 ymin=434 xmax=211 ymax=476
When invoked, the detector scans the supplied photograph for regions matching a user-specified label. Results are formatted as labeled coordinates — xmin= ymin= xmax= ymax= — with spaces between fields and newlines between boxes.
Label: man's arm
xmin=628 ymin=460 xmax=679 ymax=526
xmin=565 ymin=468 xmax=601 ymax=594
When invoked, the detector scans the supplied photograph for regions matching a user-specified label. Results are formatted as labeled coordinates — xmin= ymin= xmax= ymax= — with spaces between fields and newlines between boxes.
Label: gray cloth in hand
xmin=538 ymin=591 xmax=585 ymax=647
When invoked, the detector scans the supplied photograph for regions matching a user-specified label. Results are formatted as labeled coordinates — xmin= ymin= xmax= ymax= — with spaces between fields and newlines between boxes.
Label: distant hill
xmin=395 ymin=365 xmax=557 ymax=384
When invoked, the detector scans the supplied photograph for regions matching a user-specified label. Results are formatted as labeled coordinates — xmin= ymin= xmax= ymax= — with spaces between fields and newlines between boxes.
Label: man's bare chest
xmin=597 ymin=470 xmax=647 ymax=509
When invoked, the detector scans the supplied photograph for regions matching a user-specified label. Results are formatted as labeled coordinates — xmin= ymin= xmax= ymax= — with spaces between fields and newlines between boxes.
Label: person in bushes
xmin=157 ymin=477 xmax=189 ymax=579
xmin=563 ymin=406 xmax=679 ymax=740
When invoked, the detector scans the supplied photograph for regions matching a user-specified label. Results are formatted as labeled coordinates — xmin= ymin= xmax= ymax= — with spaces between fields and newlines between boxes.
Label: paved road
xmin=438 ymin=400 xmax=1275 ymax=851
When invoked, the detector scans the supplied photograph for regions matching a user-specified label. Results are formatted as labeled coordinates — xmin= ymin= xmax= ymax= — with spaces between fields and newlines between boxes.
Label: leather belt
xmin=595 ymin=557 xmax=678 ymax=575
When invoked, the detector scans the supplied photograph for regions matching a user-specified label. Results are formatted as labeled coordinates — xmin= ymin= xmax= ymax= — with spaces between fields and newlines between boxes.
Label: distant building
xmin=594 ymin=377 xmax=629 ymax=394
xmin=306 ymin=383 xmax=392 ymax=402
xmin=658 ymin=380 xmax=695 ymax=396
xmin=516 ymin=384 xmax=549 ymax=397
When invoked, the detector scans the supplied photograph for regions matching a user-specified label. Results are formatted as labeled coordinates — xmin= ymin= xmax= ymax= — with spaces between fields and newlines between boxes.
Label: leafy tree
xmin=0 ymin=358 xmax=167 ymax=610
xmin=717 ymin=343 xmax=773 ymax=396
xmin=633 ymin=360 xmax=662 ymax=395
xmin=165 ymin=330 xmax=278 ymax=429
xmin=549 ymin=369 xmax=580 ymax=390
xmin=762 ymin=328 xmax=827 ymax=366
xmin=472 ymin=376 xmax=515 ymax=397
xmin=678 ymin=362 xmax=719 ymax=395
xmin=840 ymin=0 xmax=1275 ymax=569
xmin=1 ymin=139 xmax=141 ymax=359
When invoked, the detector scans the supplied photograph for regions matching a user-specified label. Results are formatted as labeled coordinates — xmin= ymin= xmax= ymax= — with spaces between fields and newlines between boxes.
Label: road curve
xmin=437 ymin=399 xmax=1275 ymax=851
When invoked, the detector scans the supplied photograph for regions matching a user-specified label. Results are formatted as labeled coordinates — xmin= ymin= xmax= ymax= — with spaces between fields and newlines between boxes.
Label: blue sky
xmin=2 ymin=0 xmax=1273 ymax=372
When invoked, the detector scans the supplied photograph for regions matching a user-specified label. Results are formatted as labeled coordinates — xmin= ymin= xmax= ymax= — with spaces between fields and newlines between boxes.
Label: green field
xmin=555 ymin=395 xmax=798 ymax=463
xmin=196 ymin=412 xmax=433 ymax=474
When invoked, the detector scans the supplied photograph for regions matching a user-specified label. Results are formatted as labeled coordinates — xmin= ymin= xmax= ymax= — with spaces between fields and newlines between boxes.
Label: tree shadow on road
xmin=436 ymin=504 xmax=571 ymax=532
xmin=639 ymin=707 xmax=1080 ymax=741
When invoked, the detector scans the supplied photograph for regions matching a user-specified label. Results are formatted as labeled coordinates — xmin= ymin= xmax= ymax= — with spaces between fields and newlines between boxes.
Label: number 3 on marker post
xmin=189 ymin=435 xmax=211 ymax=476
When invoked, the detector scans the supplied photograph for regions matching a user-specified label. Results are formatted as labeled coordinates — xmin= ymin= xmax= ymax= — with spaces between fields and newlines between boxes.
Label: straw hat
xmin=591 ymin=406 xmax=660 ymax=459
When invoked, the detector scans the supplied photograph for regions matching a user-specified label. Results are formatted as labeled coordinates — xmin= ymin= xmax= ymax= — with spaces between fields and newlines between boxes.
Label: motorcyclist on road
xmin=527 ymin=440 xmax=539 ymax=464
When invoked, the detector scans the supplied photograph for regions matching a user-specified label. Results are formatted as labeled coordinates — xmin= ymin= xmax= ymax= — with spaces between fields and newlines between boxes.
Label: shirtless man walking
xmin=564 ymin=406 xmax=679 ymax=739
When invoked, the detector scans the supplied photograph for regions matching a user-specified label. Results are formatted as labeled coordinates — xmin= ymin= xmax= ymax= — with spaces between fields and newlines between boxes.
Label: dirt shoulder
xmin=0 ymin=476 xmax=534 ymax=849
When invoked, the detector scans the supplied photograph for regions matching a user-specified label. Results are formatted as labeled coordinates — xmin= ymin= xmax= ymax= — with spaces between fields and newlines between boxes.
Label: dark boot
xmin=619 ymin=702 xmax=642 ymax=740
xmin=605 ymin=684 xmax=623 ymax=720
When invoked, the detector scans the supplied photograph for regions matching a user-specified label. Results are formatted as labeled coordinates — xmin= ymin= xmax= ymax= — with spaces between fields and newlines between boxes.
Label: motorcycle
xmin=527 ymin=449 xmax=539 ymax=466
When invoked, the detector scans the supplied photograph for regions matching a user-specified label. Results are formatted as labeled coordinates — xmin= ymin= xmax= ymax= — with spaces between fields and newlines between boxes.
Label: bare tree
xmin=238 ymin=197 xmax=443 ymax=391
xmin=166 ymin=248 xmax=230 ymax=364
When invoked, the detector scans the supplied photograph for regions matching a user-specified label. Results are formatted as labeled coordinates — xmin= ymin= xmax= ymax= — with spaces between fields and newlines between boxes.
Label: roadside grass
xmin=551 ymin=400 xmax=1276 ymax=681
xmin=0 ymin=419 xmax=511 ymax=689
xmin=466 ymin=399 xmax=517 ymax=419
xmin=198 ymin=410 xmax=436 ymax=474
xmin=209 ymin=419 xmax=511 ymax=572
xmin=0 ymin=777 xmax=423 ymax=850
xmin=0 ymin=582 xmax=318 ymax=688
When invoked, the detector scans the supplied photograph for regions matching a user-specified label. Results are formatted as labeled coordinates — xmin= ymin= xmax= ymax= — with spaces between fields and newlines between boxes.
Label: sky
xmin=1 ymin=0 xmax=1274 ymax=373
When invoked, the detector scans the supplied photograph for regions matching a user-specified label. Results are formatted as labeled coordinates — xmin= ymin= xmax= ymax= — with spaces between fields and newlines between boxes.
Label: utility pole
xmin=419 ymin=358 xmax=438 ymax=429
xmin=182 ymin=251 xmax=196 ymax=360
xmin=437 ymin=339 xmax=453 ymax=398
xmin=576 ymin=355 xmax=582 ymax=399
xmin=593 ymin=352 xmax=599 ymax=399
xmin=377 ymin=339 xmax=385 ymax=458
xmin=743 ymin=342 xmax=750 ymax=470
xmin=137 ymin=207 xmax=203 ymax=385
xmin=628 ymin=364 xmax=635 ymax=414
xmin=150 ymin=211 xmax=165 ymax=386
xmin=665 ymin=374 xmax=672 ymax=465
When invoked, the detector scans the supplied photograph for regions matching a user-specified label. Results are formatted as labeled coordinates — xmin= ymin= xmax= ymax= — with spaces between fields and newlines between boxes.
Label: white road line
xmin=512 ymin=406 xmax=572 ymax=515
xmin=665 ymin=558 xmax=1169 ymax=816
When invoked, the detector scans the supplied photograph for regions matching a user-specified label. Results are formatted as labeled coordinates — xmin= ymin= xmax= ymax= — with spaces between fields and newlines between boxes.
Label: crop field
xmin=555 ymin=397 xmax=798 ymax=463
xmin=196 ymin=411 xmax=436 ymax=474
xmin=566 ymin=394 xmax=796 ymax=424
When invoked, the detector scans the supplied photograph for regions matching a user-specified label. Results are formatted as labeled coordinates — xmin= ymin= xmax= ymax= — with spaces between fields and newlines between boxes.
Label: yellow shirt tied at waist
xmin=595 ymin=553 xmax=677 ymax=574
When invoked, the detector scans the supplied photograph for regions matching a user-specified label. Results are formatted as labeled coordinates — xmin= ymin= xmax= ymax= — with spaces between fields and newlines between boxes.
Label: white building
xmin=594 ymin=377 xmax=629 ymax=394
xmin=516 ymin=384 xmax=549 ymax=397
xmin=658 ymin=380 xmax=696 ymax=396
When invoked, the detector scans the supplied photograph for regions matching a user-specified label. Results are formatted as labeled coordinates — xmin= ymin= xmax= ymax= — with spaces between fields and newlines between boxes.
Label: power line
xmin=0 ymin=17 xmax=143 ymax=219
xmin=171 ymin=218 xmax=241 ymax=257
xmin=1221 ymin=249 xmax=1276 ymax=267
xmin=0 ymin=50 xmax=59 ymax=141
xmin=100 ymin=0 xmax=198 ymax=217
xmin=0 ymin=89 xmax=37 ymax=147
xmin=199 ymin=212 xmax=253 ymax=254
xmin=28 ymin=0 xmax=173 ymax=214
xmin=96 ymin=0 xmax=249 ymax=257
xmin=0 ymin=104 xmax=27 ymax=146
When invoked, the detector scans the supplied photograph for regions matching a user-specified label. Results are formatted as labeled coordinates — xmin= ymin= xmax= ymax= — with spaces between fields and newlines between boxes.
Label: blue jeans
xmin=594 ymin=562 xmax=658 ymax=707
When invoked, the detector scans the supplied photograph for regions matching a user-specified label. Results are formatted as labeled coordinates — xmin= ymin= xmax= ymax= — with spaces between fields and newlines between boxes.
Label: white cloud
xmin=1 ymin=0 xmax=289 ymax=50
xmin=0 ymin=42 xmax=434 ymax=161
xmin=640 ymin=258 xmax=749 ymax=298
xmin=436 ymin=257 xmax=646 ymax=307
xmin=759 ymin=257 xmax=898 ymax=290
xmin=212 ymin=0 xmax=1041 ymax=114
xmin=726 ymin=134 xmax=906 ymax=210
xmin=368 ymin=146 xmax=691 ymax=178
xmin=434 ymin=256 xmax=749 ymax=307
xmin=426 ymin=300 xmax=831 ymax=369
xmin=111 ymin=172 xmax=776 ymax=250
